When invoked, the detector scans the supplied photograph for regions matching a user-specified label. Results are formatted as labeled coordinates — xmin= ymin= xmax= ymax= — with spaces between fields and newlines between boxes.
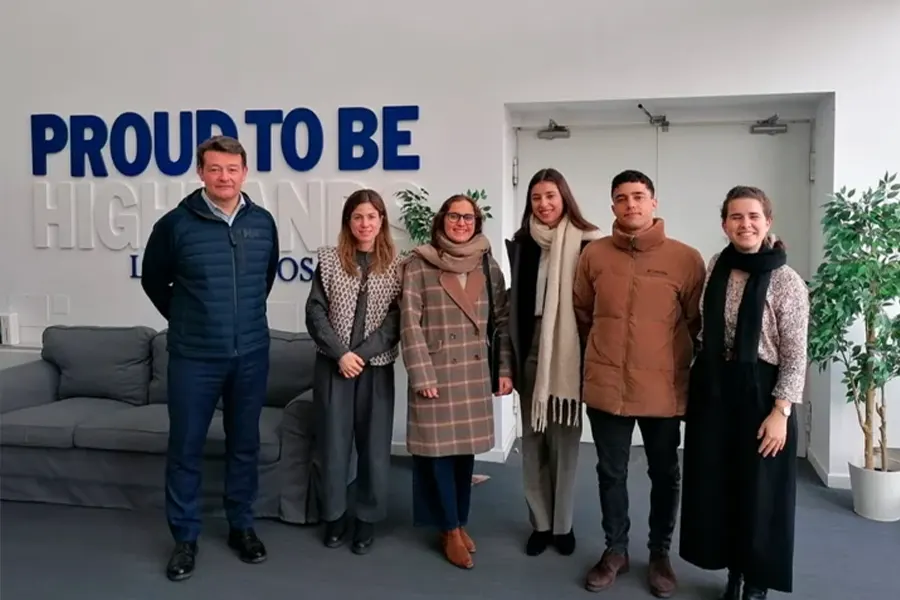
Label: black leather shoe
xmin=227 ymin=529 xmax=267 ymax=564
xmin=742 ymin=584 xmax=767 ymax=600
xmin=553 ymin=529 xmax=576 ymax=555
xmin=166 ymin=541 xmax=197 ymax=581
xmin=351 ymin=520 xmax=374 ymax=555
xmin=719 ymin=569 xmax=742 ymax=600
xmin=324 ymin=515 xmax=348 ymax=548
xmin=525 ymin=530 xmax=552 ymax=556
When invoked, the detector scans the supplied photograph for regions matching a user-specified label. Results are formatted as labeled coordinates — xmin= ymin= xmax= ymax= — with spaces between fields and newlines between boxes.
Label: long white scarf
xmin=528 ymin=215 xmax=601 ymax=432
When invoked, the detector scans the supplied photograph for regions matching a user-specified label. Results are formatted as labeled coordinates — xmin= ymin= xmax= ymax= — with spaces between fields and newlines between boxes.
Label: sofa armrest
xmin=279 ymin=392 xmax=316 ymax=473
xmin=276 ymin=391 xmax=321 ymax=524
xmin=0 ymin=360 xmax=60 ymax=414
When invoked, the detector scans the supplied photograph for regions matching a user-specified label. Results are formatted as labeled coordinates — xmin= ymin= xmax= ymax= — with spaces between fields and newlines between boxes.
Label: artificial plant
xmin=395 ymin=187 xmax=493 ymax=247
xmin=808 ymin=172 xmax=900 ymax=472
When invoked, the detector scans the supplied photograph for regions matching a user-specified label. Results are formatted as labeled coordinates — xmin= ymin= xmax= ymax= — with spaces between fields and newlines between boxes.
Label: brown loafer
xmin=585 ymin=549 xmax=629 ymax=592
xmin=440 ymin=528 xmax=473 ymax=569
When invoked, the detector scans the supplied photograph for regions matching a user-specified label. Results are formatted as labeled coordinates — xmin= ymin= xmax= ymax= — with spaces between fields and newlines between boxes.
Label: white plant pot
xmin=848 ymin=455 xmax=900 ymax=522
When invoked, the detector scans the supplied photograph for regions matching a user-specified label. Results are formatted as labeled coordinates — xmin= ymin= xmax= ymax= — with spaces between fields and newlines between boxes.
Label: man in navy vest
xmin=141 ymin=135 xmax=279 ymax=581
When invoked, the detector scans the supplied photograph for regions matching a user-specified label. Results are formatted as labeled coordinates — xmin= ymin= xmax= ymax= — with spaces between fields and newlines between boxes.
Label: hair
xmin=196 ymin=135 xmax=247 ymax=169
xmin=337 ymin=189 xmax=396 ymax=275
xmin=720 ymin=185 xmax=785 ymax=250
xmin=430 ymin=194 xmax=484 ymax=246
xmin=610 ymin=169 xmax=655 ymax=197
xmin=519 ymin=168 xmax=598 ymax=232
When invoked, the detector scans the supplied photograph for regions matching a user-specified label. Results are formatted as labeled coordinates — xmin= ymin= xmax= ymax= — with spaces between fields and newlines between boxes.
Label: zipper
xmin=622 ymin=237 xmax=637 ymax=408
xmin=232 ymin=237 xmax=238 ymax=356
xmin=230 ymin=203 xmax=250 ymax=357
xmin=226 ymin=205 xmax=249 ymax=356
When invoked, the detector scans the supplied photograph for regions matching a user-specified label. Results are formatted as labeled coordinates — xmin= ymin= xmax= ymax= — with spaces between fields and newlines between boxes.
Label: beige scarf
xmin=529 ymin=215 xmax=602 ymax=432
xmin=413 ymin=232 xmax=491 ymax=273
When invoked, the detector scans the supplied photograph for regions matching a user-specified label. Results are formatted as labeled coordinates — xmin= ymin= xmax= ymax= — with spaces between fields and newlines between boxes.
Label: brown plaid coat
xmin=399 ymin=253 xmax=512 ymax=457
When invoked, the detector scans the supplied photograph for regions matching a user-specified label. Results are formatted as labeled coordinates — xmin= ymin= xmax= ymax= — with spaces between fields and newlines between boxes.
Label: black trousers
xmin=586 ymin=408 xmax=682 ymax=554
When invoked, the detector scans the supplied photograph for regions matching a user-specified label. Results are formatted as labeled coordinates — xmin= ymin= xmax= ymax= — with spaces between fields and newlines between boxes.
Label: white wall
xmin=2 ymin=0 xmax=899 ymax=479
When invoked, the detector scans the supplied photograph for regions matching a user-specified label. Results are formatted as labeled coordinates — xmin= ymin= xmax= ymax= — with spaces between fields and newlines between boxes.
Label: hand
xmin=498 ymin=376 xmax=513 ymax=395
xmin=418 ymin=387 xmax=439 ymax=398
xmin=757 ymin=406 xmax=789 ymax=457
xmin=338 ymin=352 xmax=364 ymax=378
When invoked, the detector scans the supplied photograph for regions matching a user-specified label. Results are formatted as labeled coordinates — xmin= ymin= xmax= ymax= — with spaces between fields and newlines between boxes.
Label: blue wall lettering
xmin=338 ymin=107 xmax=379 ymax=170
xmin=244 ymin=109 xmax=283 ymax=172
xmin=130 ymin=254 xmax=141 ymax=279
xmin=110 ymin=112 xmax=153 ymax=177
xmin=31 ymin=105 xmax=420 ymax=178
xmin=382 ymin=105 xmax=420 ymax=170
xmin=281 ymin=108 xmax=324 ymax=172
xmin=276 ymin=256 xmax=315 ymax=283
xmin=129 ymin=254 xmax=315 ymax=283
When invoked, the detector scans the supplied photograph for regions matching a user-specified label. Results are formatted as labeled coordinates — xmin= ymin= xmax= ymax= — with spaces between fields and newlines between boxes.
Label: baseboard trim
xmin=808 ymin=448 xmax=851 ymax=489
xmin=390 ymin=421 xmax=518 ymax=464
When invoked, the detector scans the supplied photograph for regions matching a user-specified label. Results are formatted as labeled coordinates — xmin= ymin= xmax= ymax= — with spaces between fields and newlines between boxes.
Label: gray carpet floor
xmin=1 ymin=445 xmax=898 ymax=600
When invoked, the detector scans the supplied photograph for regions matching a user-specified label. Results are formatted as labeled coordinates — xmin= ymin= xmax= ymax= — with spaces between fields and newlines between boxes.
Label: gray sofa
xmin=0 ymin=325 xmax=329 ymax=525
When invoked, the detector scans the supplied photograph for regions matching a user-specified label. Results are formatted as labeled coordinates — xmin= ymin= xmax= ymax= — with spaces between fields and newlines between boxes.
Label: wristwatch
xmin=777 ymin=404 xmax=791 ymax=417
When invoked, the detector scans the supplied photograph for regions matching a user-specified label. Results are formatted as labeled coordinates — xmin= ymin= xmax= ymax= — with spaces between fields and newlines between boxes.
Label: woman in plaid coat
xmin=399 ymin=194 xmax=513 ymax=569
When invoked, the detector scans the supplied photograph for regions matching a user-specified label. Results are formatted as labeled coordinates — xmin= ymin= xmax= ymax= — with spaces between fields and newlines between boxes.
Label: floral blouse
xmin=698 ymin=253 xmax=810 ymax=403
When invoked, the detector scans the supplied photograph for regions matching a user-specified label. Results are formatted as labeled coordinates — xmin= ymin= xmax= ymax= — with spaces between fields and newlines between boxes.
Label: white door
xmin=514 ymin=121 xmax=813 ymax=456
xmin=656 ymin=121 xmax=813 ymax=457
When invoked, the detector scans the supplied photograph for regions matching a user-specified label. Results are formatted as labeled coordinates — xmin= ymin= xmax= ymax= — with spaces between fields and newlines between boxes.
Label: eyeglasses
xmin=446 ymin=212 xmax=475 ymax=224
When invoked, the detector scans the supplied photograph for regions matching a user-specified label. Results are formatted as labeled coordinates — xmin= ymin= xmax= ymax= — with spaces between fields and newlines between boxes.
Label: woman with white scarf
xmin=504 ymin=168 xmax=601 ymax=557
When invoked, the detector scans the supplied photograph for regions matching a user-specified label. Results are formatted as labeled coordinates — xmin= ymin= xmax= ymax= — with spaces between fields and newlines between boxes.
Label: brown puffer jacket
xmin=573 ymin=219 xmax=706 ymax=417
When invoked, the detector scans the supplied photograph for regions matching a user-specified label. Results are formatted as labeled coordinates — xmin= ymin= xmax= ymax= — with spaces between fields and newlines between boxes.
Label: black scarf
xmin=701 ymin=243 xmax=787 ymax=397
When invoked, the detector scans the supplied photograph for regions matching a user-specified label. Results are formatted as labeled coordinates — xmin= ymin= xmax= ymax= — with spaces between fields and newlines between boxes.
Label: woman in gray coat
xmin=305 ymin=189 xmax=403 ymax=555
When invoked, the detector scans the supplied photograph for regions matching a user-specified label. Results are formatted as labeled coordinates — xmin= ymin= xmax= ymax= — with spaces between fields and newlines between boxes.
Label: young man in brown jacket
xmin=573 ymin=170 xmax=706 ymax=597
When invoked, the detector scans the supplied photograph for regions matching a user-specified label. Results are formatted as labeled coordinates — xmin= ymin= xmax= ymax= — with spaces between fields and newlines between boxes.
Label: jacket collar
xmin=183 ymin=188 xmax=253 ymax=221
xmin=612 ymin=218 xmax=666 ymax=252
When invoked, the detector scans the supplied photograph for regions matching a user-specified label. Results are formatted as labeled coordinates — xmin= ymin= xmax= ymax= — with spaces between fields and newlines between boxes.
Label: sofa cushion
xmin=72 ymin=404 xmax=282 ymax=464
xmin=149 ymin=329 xmax=316 ymax=408
xmin=41 ymin=325 xmax=156 ymax=406
xmin=0 ymin=397 xmax=132 ymax=448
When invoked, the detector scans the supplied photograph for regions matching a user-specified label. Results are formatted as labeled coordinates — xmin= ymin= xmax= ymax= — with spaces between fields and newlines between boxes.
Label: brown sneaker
xmin=585 ymin=549 xmax=630 ymax=592
xmin=459 ymin=527 xmax=476 ymax=553
xmin=648 ymin=552 xmax=678 ymax=598
xmin=440 ymin=528 xmax=474 ymax=569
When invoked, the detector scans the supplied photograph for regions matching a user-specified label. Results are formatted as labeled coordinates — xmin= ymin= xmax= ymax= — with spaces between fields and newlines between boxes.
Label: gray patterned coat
xmin=399 ymin=253 xmax=512 ymax=457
